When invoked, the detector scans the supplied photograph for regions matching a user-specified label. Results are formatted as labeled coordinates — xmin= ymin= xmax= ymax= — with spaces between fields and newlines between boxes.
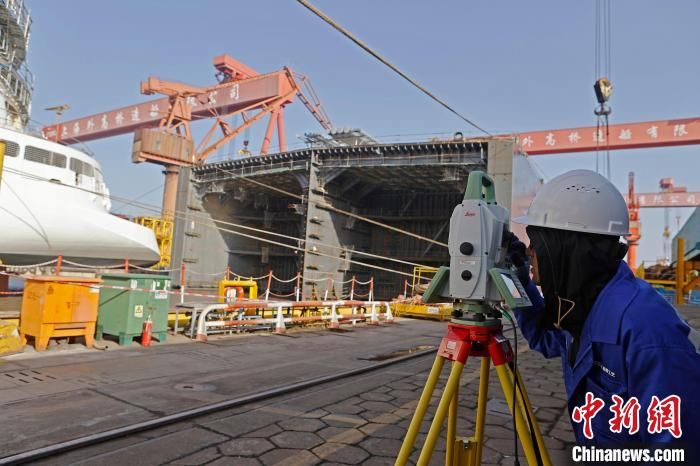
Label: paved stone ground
xmin=0 ymin=319 xmax=442 ymax=457
xmin=8 ymin=305 xmax=699 ymax=465
xmin=26 ymin=328 xmax=576 ymax=465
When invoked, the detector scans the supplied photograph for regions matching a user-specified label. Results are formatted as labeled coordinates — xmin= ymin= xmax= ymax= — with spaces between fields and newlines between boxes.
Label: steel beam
xmin=517 ymin=117 xmax=700 ymax=155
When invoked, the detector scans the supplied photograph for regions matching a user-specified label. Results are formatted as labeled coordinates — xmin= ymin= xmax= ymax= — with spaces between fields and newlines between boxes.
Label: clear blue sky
xmin=26 ymin=0 xmax=700 ymax=264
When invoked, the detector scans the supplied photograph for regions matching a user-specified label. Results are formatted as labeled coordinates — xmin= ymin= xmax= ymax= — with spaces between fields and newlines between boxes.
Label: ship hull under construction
xmin=173 ymin=138 xmax=542 ymax=300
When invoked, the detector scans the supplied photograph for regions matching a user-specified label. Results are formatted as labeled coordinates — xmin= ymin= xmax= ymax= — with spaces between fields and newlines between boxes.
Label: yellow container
xmin=20 ymin=276 xmax=102 ymax=351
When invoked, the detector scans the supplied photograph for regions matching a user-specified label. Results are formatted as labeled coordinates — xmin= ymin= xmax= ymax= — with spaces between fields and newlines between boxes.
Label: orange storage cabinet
xmin=20 ymin=276 xmax=102 ymax=351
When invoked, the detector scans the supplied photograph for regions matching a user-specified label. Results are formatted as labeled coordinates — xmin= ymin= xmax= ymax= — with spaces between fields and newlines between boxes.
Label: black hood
xmin=526 ymin=225 xmax=628 ymax=339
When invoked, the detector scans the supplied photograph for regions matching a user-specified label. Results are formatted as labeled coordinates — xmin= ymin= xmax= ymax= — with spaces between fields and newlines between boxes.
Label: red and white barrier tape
xmin=271 ymin=274 xmax=298 ymax=283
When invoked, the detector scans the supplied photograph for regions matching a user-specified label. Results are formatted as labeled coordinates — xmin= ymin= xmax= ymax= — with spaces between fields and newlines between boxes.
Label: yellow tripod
xmin=395 ymin=319 xmax=552 ymax=466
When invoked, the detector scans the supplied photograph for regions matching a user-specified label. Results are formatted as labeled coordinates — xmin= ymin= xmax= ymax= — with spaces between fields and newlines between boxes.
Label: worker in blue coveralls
xmin=507 ymin=169 xmax=700 ymax=461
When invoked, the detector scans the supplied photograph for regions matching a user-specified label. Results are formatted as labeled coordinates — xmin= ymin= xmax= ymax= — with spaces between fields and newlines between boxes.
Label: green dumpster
xmin=96 ymin=273 xmax=171 ymax=345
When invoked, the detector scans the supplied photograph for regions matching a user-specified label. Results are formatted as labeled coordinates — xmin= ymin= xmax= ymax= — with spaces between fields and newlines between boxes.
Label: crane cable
xmin=594 ymin=0 xmax=612 ymax=179
xmin=296 ymin=0 xmax=491 ymax=136
xmin=2 ymin=167 xmax=432 ymax=277
xmin=208 ymin=163 xmax=449 ymax=248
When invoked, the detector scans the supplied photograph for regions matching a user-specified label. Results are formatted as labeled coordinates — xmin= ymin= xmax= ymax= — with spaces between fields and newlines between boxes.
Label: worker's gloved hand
xmin=503 ymin=231 xmax=531 ymax=286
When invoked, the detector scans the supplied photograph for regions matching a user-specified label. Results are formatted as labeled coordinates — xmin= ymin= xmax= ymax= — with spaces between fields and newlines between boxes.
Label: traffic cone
xmin=141 ymin=316 xmax=153 ymax=346
xmin=275 ymin=306 xmax=286 ymax=334
xmin=368 ymin=303 xmax=379 ymax=325
xmin=384 ymin=303 xmax=395 ymax=324
xmin=329 ymin=304 xmax=340 ymax=329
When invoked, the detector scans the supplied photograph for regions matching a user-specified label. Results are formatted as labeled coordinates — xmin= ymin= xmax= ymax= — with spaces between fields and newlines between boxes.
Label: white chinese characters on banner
xmin=229 ymin=83 xmax=240 ymax=101
xmin=619 ymin=129 xmax=632 ymax=140
xmin=646 ymin=126 xmax=659 ymax=139
xmin=636 ymin=193 xmax=699 ymax=207
xmin=131 ymin=107 xmax=140 ymax=122
xmin=568 ymin=131 xmax=581 ymax=143
xmin=520 ymin=136 xmax=534 ymax=148
xmin=592 ymin=129 xmax=605 ymax=143
xmin=545 ymin=132 xmax=556 ymax=146
xmin=673 ymin=124 xmax=688 ymax=137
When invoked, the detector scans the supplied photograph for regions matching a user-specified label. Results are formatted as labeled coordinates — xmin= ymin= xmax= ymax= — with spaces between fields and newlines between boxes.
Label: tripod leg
xmin=417 ymin=360 xmax=466 ymax=466
xmin=473 ymin=357 xmax=491 ymax=466
xmin=494 ymin=364 xmax=542 ymax=466
xmin=395 ymin=355 xmax=445 ymax=466
xmin=446 ymin=364 xmax=459 ymax=466
xmin=512 ymin=367 xmax=552 ymax=466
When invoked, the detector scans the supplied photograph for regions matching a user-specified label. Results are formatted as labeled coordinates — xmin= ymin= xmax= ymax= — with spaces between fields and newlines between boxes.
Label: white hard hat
xmin=513 ymin=169 xmax=630 ymax=236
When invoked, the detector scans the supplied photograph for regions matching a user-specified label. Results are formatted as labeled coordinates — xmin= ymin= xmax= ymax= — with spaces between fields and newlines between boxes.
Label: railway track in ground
xmin=0 ymin=346 xmax=437 ymax=465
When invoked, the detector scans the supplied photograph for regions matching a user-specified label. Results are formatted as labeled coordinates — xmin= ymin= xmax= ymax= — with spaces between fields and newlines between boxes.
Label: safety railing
xmin=0 ymin=257 xmax=376 ymax=304
xmin=192 ymin=300 xmax=394 ymax=341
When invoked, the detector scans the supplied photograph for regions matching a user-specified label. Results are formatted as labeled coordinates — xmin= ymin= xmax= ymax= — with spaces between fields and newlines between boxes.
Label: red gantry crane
xmin=623 ymin=174 xmax=697 ymax=269
xmin=513 ymin=117 xmax=700 ymax=155
xmin=43 ymin=55 xmax=332 ymax=220
xmin=514 ymin=120 xmax=700 ymax=271
xmin=43 ymin=60 xmax=700 ymax=270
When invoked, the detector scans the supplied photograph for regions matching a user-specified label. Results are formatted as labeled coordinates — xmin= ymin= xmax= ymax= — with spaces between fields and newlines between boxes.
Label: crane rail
xmin=0 ymin=347 xmax=437 ymax=466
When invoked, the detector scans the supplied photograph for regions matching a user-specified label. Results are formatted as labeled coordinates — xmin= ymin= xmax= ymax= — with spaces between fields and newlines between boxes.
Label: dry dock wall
xmin=171 ymin=139 xmax=542 ymax=299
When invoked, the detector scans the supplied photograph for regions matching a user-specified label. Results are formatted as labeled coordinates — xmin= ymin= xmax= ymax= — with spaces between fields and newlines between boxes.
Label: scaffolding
xmin=134 ymin=216 xmax=174 ymax=268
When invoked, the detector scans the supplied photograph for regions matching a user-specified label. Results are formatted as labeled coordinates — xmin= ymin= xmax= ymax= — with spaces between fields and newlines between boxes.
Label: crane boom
xmin=516 ymin=117 xmax=700 ymax=155
xmin=622 ymin=192 xmax=700 ymax=208
xmin=43 ymin=71 xmax=294 ymax=144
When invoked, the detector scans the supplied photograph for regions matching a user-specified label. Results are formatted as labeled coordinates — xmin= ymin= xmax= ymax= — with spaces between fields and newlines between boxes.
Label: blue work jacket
xmin=515 ymin=262 xmax=700 ymax=448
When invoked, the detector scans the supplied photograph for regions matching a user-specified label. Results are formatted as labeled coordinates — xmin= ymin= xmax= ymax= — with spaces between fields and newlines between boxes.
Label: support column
xmin=486 ymin=139 xmax=515 ymax=211
xmin=260 ymin=109 xmax=279 ymax=155
xmin=170 ymin=167 xmax=228 ymax=287
xmin=162 ymin=164 xmax=180 ymax=221
xmin=676 ymin=237 xmax=685 ymax=305
xmin=277 ymin=107 xmax=286 ymax=153
xmin=301 ymin=153 xmax=347 ymax=299
xmin=489 ymin=139 xmax=544 ymax=240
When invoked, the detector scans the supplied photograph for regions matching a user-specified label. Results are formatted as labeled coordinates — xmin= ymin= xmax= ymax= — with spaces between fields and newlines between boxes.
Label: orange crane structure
xmin=617 ymin=174 xmax=698 ymax=270
xmin=513 ymin=117 xmax=700 ymax=155
xmin=515 ymin=119 xmax=700 ymax=271
xmin=659 ymin=177 xmax=690 ymax=263
xmin=627 ymin=172 xmax=641 ymax=270
xmin=43 ymin=54 xmax=331 ymax=220
xmin=42 ymin=60 xmax=700 ymax=269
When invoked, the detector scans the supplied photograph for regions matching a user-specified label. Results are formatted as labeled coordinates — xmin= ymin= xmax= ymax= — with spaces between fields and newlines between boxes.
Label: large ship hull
xmin=0 ymin=128 xmax=161 ymax=267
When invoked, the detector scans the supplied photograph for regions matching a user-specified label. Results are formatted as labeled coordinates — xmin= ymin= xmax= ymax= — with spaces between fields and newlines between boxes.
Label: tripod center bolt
xmin=459 ymin=242 xmax=474 ymax=255
xmin=461 ymin=270 xmax=473 ymax=281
